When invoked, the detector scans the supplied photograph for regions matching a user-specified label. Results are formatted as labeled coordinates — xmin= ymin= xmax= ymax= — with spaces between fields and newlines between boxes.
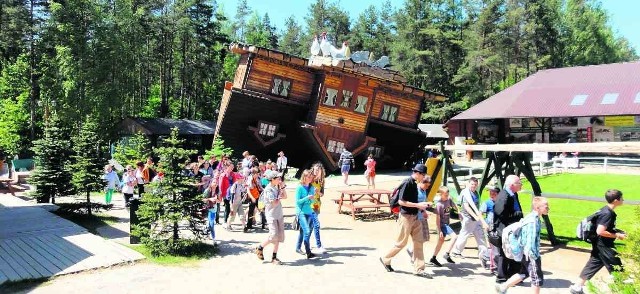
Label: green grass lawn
xmin=518 ymin=192 xmax=639 ymax=248
xmin=521 ymin=173 xmax=640 ymax=199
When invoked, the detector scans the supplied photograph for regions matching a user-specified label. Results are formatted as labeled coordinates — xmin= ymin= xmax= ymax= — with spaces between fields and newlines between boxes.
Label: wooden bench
xmin=335 ymin=189 xmax=393 ymax=220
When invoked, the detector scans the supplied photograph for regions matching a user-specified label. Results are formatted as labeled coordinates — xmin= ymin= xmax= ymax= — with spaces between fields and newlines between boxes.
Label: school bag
xmin=224 ymin=175 xmax=234 ymax=201
xmin=389 ymin=186 xmax=402 ymax=214
xmin=576 ymin=211 xmax=600 ymax=243
xmin=501 ymin=217 xmax=535 ymax=262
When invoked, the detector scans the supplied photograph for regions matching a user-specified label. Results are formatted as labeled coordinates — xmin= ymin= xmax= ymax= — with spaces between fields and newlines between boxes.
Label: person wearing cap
xmin=481 ymin=185 xmax=500 ymax=272
xmin=276 ymin=151 xmax=288 ymax=178
xmin=380 ymin=163 xmax=433 ymax=278
xmin=255 ymin=169 xmax=287 ymax=265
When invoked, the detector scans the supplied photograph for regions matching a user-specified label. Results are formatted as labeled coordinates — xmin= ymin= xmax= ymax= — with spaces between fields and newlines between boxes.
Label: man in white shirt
xmin=276 ymin=151 xmax=288 ymax=178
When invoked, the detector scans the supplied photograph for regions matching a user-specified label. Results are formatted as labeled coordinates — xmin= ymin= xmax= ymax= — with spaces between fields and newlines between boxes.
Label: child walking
xmin=203 ymin=180 xmax=220 ymax=246
xmin=430 ymin=186 xmax=459 ymax=267
xmin=255 ymin=170 xmax=287 ymax=265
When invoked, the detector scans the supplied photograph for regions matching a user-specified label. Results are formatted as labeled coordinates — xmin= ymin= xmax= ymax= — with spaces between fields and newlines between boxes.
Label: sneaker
xmin=494 ymin=283 xmax=506 ymax=294
xmin=414 ymin=270 xmax=433 ymax=279
xmin=295 ymin=249 xmax=305 ymax=255
xmin=271 ymin=257 xmax=282 ymax=265
xmin=569 ymin=285 xmax=584 ymax=294
xmin=243 ymin=227 xmax=249 ymax=233
xmin=451 ymin=252 xmax=464 ymax=259
xmin=307 ymin=253 xmax=316 ymax=259
xmin=443 ymin=253 xmax=455 ymax=264
xmin=379 ymin=257 xmax=394 ymax=272
xmin=316 ymin=246 xmax=327 ymax=254
xmin=481 ymin=258 xmax=489 ymax=269
xmin=429 ymin=257 xmax=443 ymax=267
xmin=255 ymin=247 xmax=264 ymax=260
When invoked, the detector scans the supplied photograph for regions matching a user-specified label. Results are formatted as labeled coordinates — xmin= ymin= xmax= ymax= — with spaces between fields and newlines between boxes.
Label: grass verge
xmin=127 ymin=242 xmax=217 ymax=266
xmin=521 ymin=173 xmax=640 ymax=200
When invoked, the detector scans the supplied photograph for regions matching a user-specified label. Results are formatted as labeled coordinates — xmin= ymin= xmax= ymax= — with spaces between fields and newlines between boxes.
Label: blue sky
xmin=218 ymin=0 xmax=640 ymax=53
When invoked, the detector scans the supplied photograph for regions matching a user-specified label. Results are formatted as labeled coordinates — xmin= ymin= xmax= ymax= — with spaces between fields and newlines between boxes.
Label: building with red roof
xmin=447 ymin=61 xmax=640 ymax=145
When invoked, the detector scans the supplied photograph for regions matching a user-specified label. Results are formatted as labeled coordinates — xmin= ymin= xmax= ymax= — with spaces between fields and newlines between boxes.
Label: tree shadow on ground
xmin=431 ymin=261 xmax=487 ymax=278
xmin=343 ymin=211 xmax=395 ymax=222
xmin=212 ymin=240 xmax=257 ymax=257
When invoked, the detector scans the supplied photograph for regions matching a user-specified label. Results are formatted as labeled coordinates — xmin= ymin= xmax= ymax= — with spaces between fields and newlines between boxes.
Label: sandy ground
xmin=4 ymin=169 xmax=619 ymax=294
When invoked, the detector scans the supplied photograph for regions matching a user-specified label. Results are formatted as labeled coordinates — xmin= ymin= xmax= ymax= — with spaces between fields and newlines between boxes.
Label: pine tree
xmin=29 ymin=113 xmax=74 ymax=203
xmin=279 ymin=16 xmax=304 ymax=57
xmin=132 ymin=128 xmax=206 ymax=256
xmin=205 ymin=135 xmax=234 ymax=159
xmin=113 ymin=132 xmax=152 ymax=168
xmin=70 ymin=116 xmax=105 ymax=215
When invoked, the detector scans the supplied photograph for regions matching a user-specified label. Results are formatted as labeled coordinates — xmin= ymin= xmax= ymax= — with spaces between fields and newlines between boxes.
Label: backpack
xmin=224 ymin=175 xmax=234 ymax=201
xmin=576 ymin=212 xmax=599 ymax=243
xmin=501 ymin=217 xmax=535 ymax=262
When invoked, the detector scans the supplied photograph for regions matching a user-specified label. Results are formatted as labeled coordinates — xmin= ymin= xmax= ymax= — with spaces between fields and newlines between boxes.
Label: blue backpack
xmin=501 ymin=217 xmax=536 ymax=262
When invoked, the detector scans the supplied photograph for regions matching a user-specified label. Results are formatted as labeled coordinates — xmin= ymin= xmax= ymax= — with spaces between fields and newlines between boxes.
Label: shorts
xmin=519 ymin=257 xmax=544 ymax=287
xmin=267 ymin=219 xmax=285 ymax=243
xmin=420 ymin=218 xmax=430 ymax=242
xmin=440 ymin=224 xmax=454 ymax=236
xmin=341 ymin=165 xmax=351 ymax=174
xmin=365 ymin=170 xmax=376 ymax=177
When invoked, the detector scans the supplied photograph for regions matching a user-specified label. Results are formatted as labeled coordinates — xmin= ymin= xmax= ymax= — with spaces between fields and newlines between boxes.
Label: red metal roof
xmin=451 ymin=61 xmax=640 ymax=120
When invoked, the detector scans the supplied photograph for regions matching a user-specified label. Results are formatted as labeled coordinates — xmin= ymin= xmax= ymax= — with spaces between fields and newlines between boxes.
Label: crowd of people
xmin=379 ymin=165 xmax=627 ymax=293
xmin=100 ymin=151 xmax=628 ymax=290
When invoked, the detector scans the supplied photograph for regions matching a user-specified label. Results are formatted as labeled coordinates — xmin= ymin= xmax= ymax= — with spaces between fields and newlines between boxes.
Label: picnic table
xmin=0 ymin=178 xmax=16 ymax=196
xmin=334 ymin=189 xmax=393 ymax=220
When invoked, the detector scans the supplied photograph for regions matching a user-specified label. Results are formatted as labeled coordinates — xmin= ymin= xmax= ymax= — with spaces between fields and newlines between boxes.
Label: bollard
xmin=129 ymin=198 xmax=140 ymax=244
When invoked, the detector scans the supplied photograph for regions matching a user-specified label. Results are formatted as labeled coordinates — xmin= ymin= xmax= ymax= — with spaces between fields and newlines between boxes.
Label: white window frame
xmin=327 ymin=139 xmax=345 ymax=154
xmin=258 ymin=121 xmax=278 ymax=138
xmin=271 ymin=77 xmax=291 ymax=97
xmin=367 ymin=146 xmax=384 ymax=158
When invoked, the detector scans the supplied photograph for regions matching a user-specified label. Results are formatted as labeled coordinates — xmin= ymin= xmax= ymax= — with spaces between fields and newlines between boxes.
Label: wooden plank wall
xmin=233 ymin=54 xmax=249 ymax=88
xmin=371 ymin=90 xmax=421 ymax=128
xmin=315 ymin=74 xmax=368 ymax=133
xmin=245 ymin=57 xmax=314 ymax=103
xmin=314 ymin=123 xmax=364 ymax=152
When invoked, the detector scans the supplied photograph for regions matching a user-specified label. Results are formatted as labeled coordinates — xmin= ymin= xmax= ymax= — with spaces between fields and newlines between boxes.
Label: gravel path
xmin=9 ymin=172 xmax=613 ymax=294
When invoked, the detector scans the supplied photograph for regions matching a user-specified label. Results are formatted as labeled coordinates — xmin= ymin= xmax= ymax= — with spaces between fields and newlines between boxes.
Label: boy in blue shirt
xmin=480 ymin=186 xmax=500 ymax=271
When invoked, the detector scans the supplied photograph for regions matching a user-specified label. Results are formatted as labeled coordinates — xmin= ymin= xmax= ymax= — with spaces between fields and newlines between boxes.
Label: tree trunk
xmin=87 ymin=190 xmax=92 ymax=216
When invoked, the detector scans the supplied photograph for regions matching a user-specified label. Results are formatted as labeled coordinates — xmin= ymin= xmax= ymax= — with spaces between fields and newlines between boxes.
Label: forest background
xmin=0 ymin=0 xmax=637 ymax=158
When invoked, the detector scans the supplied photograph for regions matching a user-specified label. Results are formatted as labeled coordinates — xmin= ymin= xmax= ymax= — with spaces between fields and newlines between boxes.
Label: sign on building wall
xmin=605 ymin=116 xmax=636 ymax=127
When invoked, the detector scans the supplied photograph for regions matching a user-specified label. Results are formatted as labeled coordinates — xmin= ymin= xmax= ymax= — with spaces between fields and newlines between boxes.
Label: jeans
xmin=296 ymin=213 xmax=313 ymax=254
xmin=309 ymin=212 xmax=322 ymax=248
xmin=207 ymin=210 xmax=217 ymax=240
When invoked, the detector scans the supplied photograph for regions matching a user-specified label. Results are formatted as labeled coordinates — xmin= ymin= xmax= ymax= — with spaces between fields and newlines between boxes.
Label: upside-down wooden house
xmin=215 ymin=43 xmax=446 ymax=171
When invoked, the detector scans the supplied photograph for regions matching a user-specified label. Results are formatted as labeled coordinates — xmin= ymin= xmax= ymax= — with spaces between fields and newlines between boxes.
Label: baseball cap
xmin=264 ymin=170 xmax=283 ymax=180
xmin=412 ymin=163 xmax=427 ymax=174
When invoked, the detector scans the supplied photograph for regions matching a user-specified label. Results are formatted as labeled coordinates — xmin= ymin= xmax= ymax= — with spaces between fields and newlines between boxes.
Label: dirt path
xmin=10 ymin=172 xmax=611 ymax=294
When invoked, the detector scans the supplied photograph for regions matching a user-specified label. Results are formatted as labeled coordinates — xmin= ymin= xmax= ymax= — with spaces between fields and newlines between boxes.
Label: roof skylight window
xmin=570 ymin=94 xmax=588 ymax=106
xmin=600 ymin=93 xmax=619 ymax=105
